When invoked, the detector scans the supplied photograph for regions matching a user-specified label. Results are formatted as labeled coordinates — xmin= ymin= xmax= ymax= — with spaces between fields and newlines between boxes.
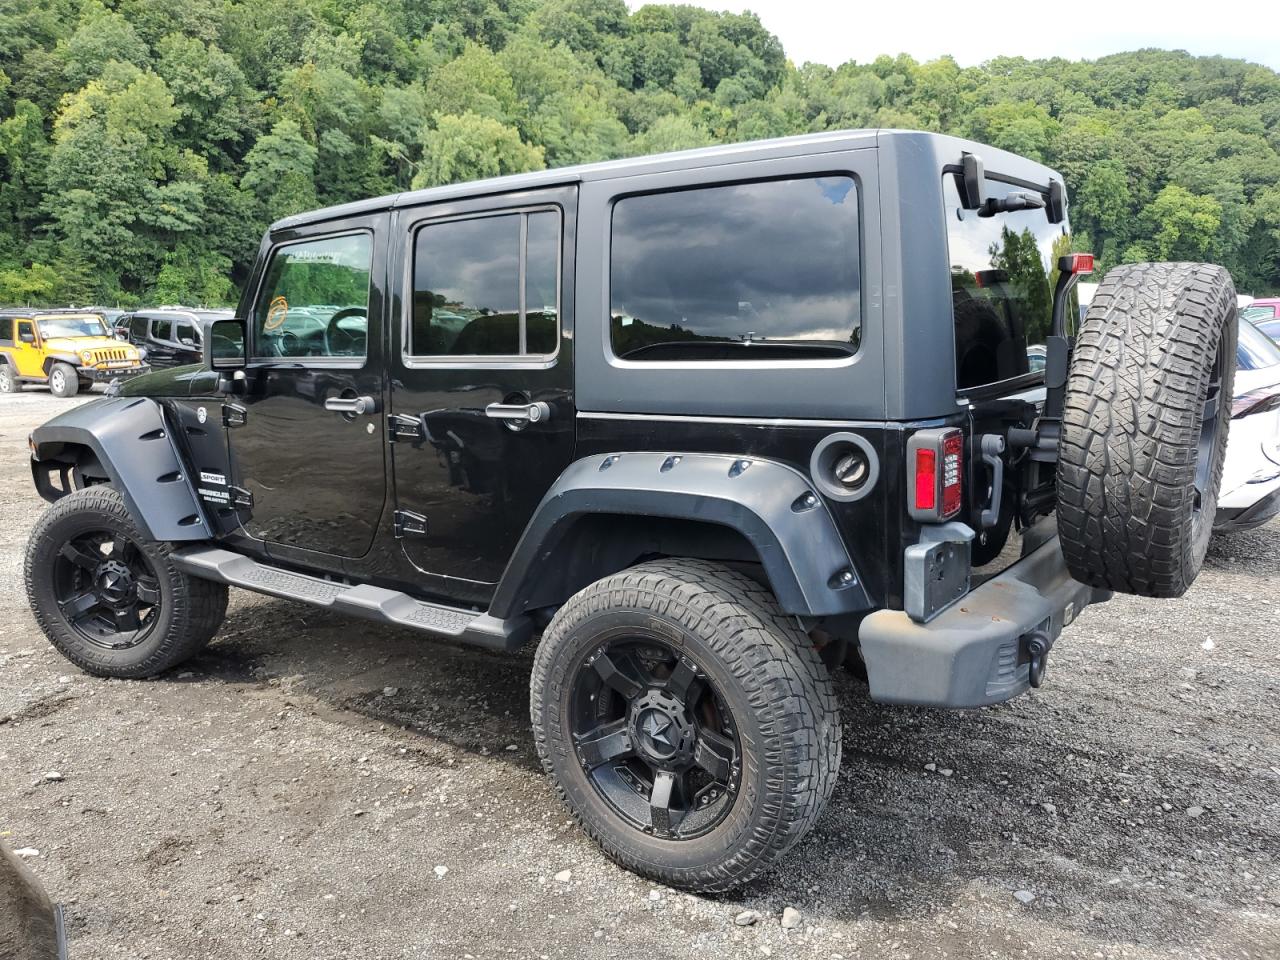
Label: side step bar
xmin=171 ymin=547 xmax=532 ymax=652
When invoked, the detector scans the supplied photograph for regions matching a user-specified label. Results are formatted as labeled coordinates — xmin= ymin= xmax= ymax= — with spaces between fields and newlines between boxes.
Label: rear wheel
xmin=0 ymin=364 xmax=16 ymax=393
xmin=1056 ymin=262 xmax=1237 ymax=597
xmin=47 ymin=362 xmax=79 ymax=398
xmin=25 ymin=486 xmax=228 ymax=678
xmin=530 ymin=559 xmax=841 ymax=892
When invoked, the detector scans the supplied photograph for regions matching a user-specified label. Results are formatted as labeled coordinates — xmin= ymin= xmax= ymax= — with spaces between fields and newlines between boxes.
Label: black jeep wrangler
xmin=23 ymin=131 xmax=1236 ymax=892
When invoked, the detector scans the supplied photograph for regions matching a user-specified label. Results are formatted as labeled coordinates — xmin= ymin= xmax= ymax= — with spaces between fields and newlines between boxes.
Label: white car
xmin=1214 ymin=317 xmax=1280 ymax=533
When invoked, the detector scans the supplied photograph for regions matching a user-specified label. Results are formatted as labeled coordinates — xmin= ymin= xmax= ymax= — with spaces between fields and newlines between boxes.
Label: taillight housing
xmin=907 ymin=428 xmax=964 ymax=522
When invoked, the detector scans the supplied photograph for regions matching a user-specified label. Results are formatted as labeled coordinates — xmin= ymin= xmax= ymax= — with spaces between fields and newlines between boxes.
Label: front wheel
xmin=47 ymin=362 xmax=79 ymax=398
xmin=530 ymin=559 xmax=841 ymax=892
xmin=24 ymin=486 xmax=229 ymax=678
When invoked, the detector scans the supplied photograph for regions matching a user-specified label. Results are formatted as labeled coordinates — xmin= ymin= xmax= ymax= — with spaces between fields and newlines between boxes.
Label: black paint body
xmin=96 ymin=130 xmax=1070 ymax=623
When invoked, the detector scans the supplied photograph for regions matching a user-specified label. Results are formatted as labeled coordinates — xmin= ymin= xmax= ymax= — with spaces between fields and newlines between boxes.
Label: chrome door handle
xmin=324 ymin=395 xmax=378 ymax=415
xmin=484 ymin=401 xmax=551 ymax=424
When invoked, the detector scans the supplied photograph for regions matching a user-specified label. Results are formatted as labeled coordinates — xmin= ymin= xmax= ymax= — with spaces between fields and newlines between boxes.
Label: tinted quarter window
xmin=253 ymin=233 xmax=372 ymax=359
xmin=410 ymin=209 xmax=560 ymax=358
xmin=945 ymin=174 xmax=1071 ymax=390
xmin=173 ymin=321 xmax=197 ymax=345
xmin=609 ymin=176 xmax=860 ymax=361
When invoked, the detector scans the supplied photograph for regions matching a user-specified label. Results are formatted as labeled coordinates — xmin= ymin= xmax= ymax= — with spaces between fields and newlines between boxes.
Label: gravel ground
xmin=1 ymin=389 xmax=1278 ymax=960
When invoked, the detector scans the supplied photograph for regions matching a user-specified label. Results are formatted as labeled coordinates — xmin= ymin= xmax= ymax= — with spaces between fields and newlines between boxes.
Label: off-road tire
xmin=0 ymin=364 xmax=16 ymax=393
xmin=25 ymin=486 xmax=229 ymax=678
xmin=530 ymin=558 xmax=841 ymax=892
xmin=47 ymin=362 xmax=79 ymax=398
xmin=1057 ymin=262 xmax=1237 ymax=597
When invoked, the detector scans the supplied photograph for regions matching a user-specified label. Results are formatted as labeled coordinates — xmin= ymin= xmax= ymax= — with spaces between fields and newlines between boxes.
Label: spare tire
xmin=1056 ymin=262 xmax=1236 ymax=597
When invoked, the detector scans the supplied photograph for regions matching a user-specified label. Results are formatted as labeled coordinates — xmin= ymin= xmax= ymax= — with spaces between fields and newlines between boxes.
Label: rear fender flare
xmin=489 ymin=451 xmax=870 ymax=619
xmin=29 ymin=396 xmax=210 ymax=542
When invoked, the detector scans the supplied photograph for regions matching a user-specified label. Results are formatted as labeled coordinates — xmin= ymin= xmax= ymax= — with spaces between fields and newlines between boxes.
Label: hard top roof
xmin=272 ymin=129 xmax=879 ymax=232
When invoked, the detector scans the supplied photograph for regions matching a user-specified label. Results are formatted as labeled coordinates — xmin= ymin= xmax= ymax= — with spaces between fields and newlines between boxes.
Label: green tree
xmin=412 ymin=112 xmax=544 ymax=188
xmin=241 ymin=119 xmax=318 ymax=222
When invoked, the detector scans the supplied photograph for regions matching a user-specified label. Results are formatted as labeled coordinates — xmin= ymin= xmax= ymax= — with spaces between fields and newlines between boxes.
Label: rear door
xmin=388 ymin=186 xmax=576 ymax=604
xmin=147 ymin=317 xmax=177 ymax=368
xmin=171 ymin=318 xmax=202 ymax=366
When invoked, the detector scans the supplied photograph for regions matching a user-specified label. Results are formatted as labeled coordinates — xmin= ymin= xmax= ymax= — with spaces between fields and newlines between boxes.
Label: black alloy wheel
xmin=569 ymin=636 xmax=740 ymax=840
xmin=531 ymin=558 xmax=841 ymax=892
xmin=52 ymin=530 xmax=162 ymax=649
xmin=26 ymin=486 xmax=228 ymax=678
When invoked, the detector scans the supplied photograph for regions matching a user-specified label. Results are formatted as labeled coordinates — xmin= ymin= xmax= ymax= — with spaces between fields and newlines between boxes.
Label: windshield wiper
xmin=978 ymin=191 xmax=1046 ymax=218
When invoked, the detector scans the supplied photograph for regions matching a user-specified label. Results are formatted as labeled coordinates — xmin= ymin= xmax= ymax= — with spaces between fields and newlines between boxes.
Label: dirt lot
xmin=1 ymin=389 xmax=1278 ymax=960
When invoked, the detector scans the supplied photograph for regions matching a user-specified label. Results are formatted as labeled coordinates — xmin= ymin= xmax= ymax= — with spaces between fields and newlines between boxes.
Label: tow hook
xmin=1025 ymin=629 xmax=1051 ymax=688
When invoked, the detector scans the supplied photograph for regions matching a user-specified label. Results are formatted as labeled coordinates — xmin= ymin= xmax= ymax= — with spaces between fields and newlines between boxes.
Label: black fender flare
xmin=42 ymin=353 xmax=82 ymax=375
xmin=489 ymin=451 xmax=870 ymax=619
xmin=29 ymin=396 xmax=210 ymax=542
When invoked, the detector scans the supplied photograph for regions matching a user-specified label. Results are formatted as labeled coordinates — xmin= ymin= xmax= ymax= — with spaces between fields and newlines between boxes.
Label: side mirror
xmin=18 ymin=331 xmax=34 ymax=344
xmin=114 ymin=330 xmax=129 ymax=341
xmin=205 ymin=318 xmax=246 ymax=371
xmin=179 ymin=337 xmax=195 ymax=347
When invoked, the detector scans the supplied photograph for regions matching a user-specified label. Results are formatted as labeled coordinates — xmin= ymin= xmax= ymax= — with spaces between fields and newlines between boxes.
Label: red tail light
xmin=914 ymin=448 xmax=937 ymax=511
xmin=1062 ymin=253 xmax=1094 ymax=275
xmin=907 ymin=428 xmax=964 ymax=522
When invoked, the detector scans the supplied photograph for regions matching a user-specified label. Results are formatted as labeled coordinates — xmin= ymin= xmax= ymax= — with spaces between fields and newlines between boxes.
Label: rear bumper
xmin=858 ymin=531 xmax=1110 ymax=708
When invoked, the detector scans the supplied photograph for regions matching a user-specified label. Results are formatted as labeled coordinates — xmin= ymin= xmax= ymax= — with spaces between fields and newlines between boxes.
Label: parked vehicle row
xmin=0 ymin=306 xmax=234 ymax=396
xmin=0 ymin=308 xmax=147 ymax=397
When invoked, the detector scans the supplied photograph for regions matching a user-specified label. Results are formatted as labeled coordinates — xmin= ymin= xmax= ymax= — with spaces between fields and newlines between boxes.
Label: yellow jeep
xmin=0 ymin=309 xmax=148 ymax=397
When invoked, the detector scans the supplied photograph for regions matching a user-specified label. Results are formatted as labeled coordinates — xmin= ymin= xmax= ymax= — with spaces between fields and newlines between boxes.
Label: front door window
xmin=253 ymin=233 xmax=372 ymax=360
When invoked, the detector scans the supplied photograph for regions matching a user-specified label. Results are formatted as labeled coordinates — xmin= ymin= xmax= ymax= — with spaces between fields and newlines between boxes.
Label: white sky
xmin=634 ymin=0 xmax=1280 ymax=72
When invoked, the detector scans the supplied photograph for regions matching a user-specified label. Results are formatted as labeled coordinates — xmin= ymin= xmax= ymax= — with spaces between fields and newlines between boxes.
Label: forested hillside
xmin=2 ymin=0 xmax=1279 ymax=305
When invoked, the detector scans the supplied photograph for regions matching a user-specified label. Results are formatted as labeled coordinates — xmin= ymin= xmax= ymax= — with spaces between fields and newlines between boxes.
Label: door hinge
xmin=387 ymin=413 xmax=423 ymax=442
xmin=228 ymin=485 xmax=254 ymax=509
xmin=393 ymin=509 xmax=428 ymax=538
xmin=222 ymin=403 xmax=248 ymax=428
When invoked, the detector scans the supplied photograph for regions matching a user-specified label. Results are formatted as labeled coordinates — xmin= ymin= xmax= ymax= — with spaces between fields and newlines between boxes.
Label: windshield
xmin=1238 ymin=316 xmax=1280 ymax=371
xmin=37 ymin=316 xmax=108 ymax=339
xmin=1241 ymin=305 xmax=1272 ymax=323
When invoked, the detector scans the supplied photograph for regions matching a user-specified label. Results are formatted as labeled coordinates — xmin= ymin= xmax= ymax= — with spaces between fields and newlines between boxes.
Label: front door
xmin=388 ymin=187 xmax=577 ymax=605
xmin=13 ymin=320 xmax=43 ymax=377
xmin=225 ymin=220 xmax=389 ymax=559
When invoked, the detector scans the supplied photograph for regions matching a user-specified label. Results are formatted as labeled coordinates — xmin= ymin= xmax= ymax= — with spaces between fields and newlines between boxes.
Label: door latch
xmin=393 ymin=509 xmax=428 ymax=537
xmin=222 ymin=403 xmax=248 ymax=428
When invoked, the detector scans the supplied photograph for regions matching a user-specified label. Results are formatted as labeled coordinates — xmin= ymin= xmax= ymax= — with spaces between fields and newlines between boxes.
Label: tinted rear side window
xmin=945 ymin=174 xmax=1071 ymax=390
xmin=410 ymin=209 xmax=561 ymax=358
xmin=152 ymin=318 xmax=172 ymax=341
xmin=609 ymin=176 xmax=861 ymax=361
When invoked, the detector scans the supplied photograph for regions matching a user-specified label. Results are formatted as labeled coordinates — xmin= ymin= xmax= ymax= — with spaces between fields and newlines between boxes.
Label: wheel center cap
xmin=630 ymin=690 xmax=694 ymax=764
xmin=639 ymin=709 xmax=676 ymax=756
xmin=96 ymin=561 xmax=134 ymax=603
